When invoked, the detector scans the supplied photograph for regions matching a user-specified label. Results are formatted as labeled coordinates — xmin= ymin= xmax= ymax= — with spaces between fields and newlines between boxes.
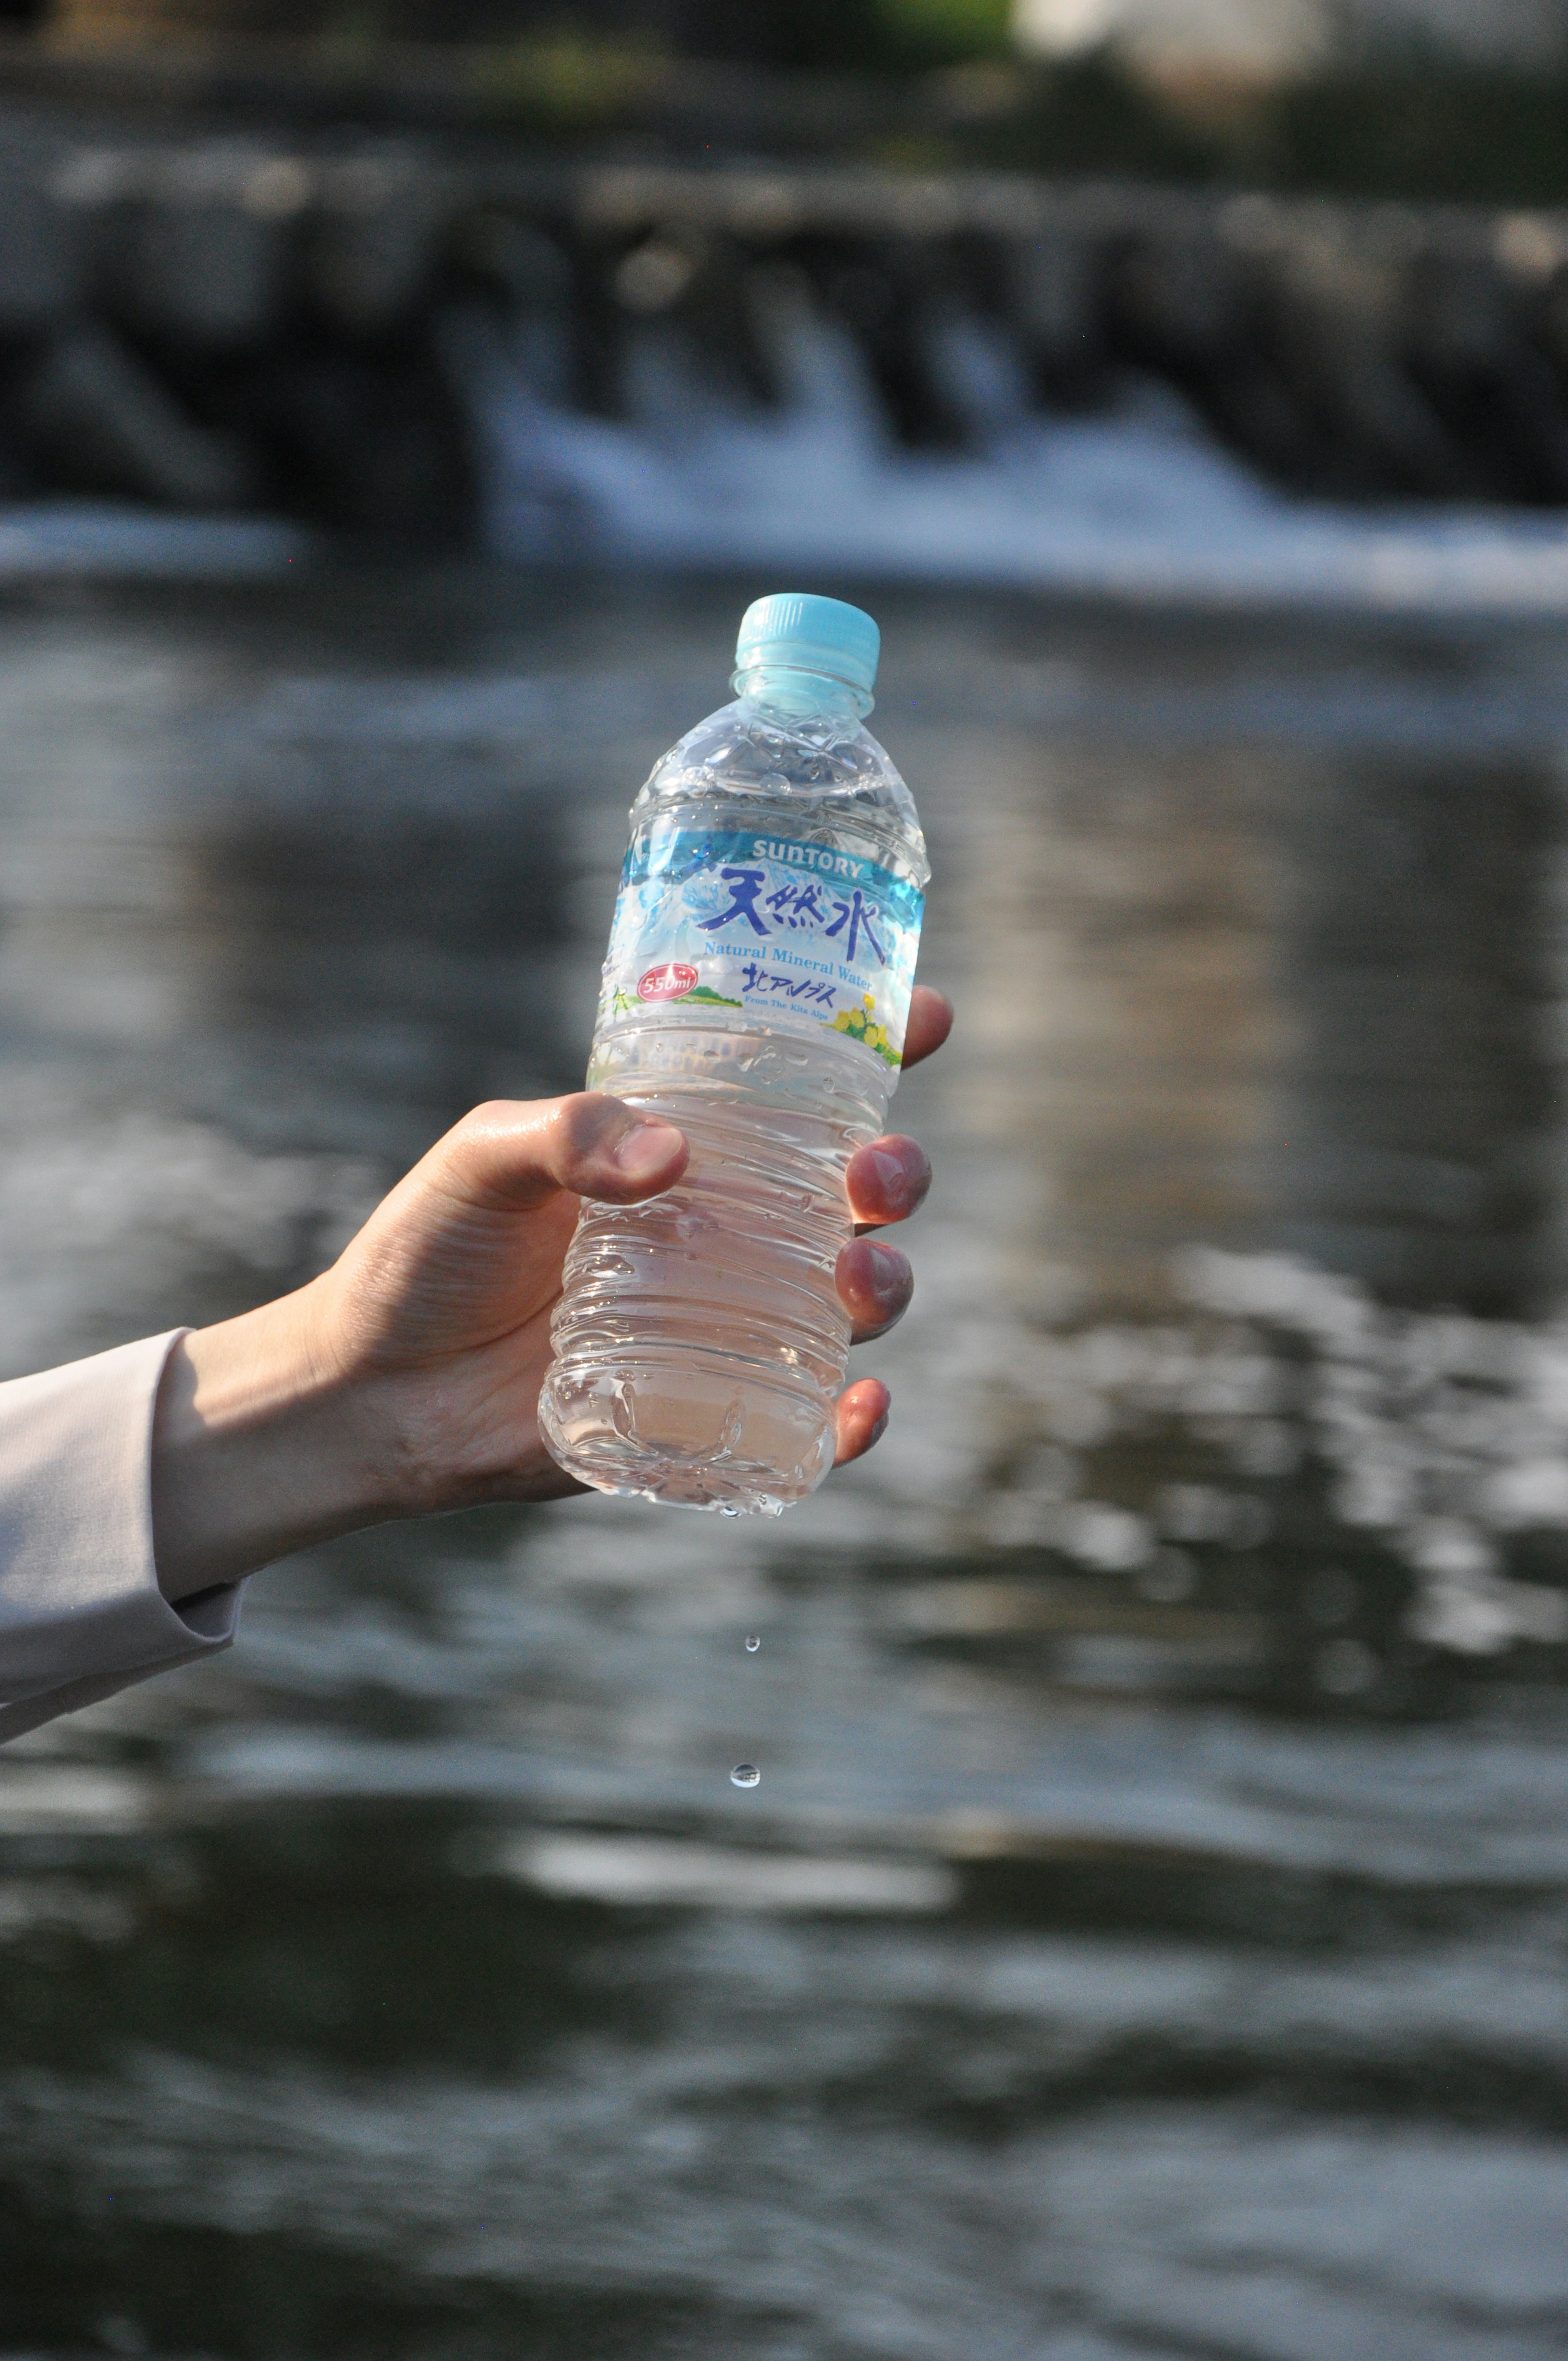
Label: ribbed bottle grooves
xmin=539 ymin=1042 xmax=891 ymax=1513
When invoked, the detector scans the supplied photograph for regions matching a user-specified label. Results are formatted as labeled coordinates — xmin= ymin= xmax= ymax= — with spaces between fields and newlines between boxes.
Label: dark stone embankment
xmin=0 ymin=105 xmax=1566 ymax=540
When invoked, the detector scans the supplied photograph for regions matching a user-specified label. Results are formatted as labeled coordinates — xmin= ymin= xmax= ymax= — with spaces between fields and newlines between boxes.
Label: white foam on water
xmin=0 ymin=330 xmax=1562 ymax=617
xmin=464 ymin=300 xmax=1568 ymax=616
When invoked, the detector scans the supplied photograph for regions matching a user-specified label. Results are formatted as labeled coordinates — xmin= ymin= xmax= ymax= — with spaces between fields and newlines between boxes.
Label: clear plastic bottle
xmin=539 ymin=592 xmax=929 ymax=1514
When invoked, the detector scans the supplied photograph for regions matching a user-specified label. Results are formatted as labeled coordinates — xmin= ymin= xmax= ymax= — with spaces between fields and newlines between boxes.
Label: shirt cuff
xmin=0 ymin=1330 xmax=244 ymax=1744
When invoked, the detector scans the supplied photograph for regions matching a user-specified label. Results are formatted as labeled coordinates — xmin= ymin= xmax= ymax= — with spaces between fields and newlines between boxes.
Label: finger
xmin=833 ymin=1377 xmax=891 ymax=1466
xmin=836 ymin=1235 xmax=913 ymax=1343
xmin=846 ymin=1134 xmax=931 ymax=1231
xmin=437 ymin=1093 xmax=688 ymax=1214
xmin=901 ymin=987 xmax=953 ymax=1072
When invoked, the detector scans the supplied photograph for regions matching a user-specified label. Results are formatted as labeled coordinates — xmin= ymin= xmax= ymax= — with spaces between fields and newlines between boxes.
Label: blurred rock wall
xmin=6 ymin=120 xmax=1568 ymax=535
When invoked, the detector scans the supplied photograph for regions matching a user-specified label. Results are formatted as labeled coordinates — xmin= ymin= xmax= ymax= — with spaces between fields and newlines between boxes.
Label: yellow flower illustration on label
xmin=828 ymin=991 xmax=900 ymax=1067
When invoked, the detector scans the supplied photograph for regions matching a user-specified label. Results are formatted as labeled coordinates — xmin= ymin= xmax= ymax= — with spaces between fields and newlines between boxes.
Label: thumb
xmin=433 ymin=1093 xmax=689 ymax=1213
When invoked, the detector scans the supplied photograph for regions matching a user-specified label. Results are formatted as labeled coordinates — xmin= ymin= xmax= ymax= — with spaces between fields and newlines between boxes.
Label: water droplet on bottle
xmin=744 ymin=1635 xmax=761 ymax=1653
xmin=730 ymin=1762 xmax=760 ymax=1789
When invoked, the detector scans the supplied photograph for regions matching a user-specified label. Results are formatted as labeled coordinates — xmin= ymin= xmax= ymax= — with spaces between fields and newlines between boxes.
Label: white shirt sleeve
xmin=0 ymin=1331 xmax=244 ymax=1744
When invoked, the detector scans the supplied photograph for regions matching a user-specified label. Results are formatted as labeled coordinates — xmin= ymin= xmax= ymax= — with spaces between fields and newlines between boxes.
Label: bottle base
xmin=539 ymin=1350 xmax=837 ymax=1516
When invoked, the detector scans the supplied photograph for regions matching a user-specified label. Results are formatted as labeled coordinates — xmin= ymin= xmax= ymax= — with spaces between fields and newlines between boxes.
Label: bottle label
xmin=598 ymin=826 xmax=925 ymax=1069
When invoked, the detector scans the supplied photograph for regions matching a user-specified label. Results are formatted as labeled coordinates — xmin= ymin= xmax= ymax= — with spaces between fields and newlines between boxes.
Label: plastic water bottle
xmin=539 ymin=592 xmax=929 ymax=1514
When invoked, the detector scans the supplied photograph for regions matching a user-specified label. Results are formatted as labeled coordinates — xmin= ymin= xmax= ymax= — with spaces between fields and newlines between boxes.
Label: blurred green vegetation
xmin=323 ymin=0 xmax=1014 ymax=75
xmin=952 ymin=46 xmax=1568 ymax=206
xmin=677 ymin=0 xmax=1016 ymax=74
xmin=474 ymin=29 xmax=665 ymax=128
xmin=735 ymin=3 xmax=1568 ymax=205
xmin=118 ymin=2 xmax=1568 ymax=205
xmin=873 ymin=0 xmax=1014 ymax=69
xmin=959 ymin=50 xmax=1218 ymax=181
xmin=503 ymin=14 xmax=1568 ymax=206
xmin=1265 ymin=54 xmax=1568 ymax=206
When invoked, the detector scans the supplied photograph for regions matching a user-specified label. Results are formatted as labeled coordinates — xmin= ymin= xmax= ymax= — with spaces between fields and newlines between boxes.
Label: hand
xmin=152 ymin=987 xmax=953 ymax=1601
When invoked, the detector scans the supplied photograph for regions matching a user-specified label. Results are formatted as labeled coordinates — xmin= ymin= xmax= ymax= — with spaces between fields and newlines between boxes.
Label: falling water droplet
xmin=744 ymin=1635 xmax=761 ymax=1653
xmin=730 ymin=1762 xmax=761 ymax=1789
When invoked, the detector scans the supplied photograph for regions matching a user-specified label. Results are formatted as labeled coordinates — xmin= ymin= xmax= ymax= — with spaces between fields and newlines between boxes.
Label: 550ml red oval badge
xmin=637 ymin=962 xmax=697 ymax=1001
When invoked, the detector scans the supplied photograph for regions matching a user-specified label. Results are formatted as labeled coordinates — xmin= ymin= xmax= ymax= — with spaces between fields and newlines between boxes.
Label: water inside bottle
xmin=539 ymin=595 xmax=928 ymax=1514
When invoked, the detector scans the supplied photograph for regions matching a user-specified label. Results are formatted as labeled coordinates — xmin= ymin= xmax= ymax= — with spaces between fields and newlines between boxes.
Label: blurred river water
xmin=1 ymin=566 xmax=1567 ymax=2358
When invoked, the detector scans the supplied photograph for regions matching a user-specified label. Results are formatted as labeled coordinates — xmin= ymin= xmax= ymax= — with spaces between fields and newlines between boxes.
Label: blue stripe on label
xmin=624 ymin=828 xmax=924 ymax=933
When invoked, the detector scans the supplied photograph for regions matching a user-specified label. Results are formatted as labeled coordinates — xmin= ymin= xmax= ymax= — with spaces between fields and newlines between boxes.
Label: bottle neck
xmin=732 ymin=662 xmax=873 ymax=721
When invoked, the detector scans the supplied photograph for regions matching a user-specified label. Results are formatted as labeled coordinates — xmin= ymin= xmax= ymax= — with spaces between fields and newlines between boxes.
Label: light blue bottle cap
xmin=734 ymin=592 xmax=880 ymax=699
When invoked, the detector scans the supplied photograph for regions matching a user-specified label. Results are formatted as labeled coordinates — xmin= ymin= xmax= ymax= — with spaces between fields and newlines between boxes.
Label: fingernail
xmin=612 ymin=1119 xmax=682 ymax=1180
xmin=865 ymin=1241 xmax=906 ymax=1304
xmin=869 ymin=1408 xmax=890 ymax=1446
xmin=868 ymin=1147 xmax=911 ymax=1212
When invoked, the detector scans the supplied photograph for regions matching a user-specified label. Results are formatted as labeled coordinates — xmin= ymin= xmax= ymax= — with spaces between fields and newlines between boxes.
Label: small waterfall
xmin=455 ymin=283 xmax=1568 ymax=612
xmin=2 ymin=127 xmax=1568 ymax=610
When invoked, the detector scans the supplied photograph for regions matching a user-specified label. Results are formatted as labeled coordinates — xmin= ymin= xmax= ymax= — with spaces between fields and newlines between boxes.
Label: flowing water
xmin=0 ymin=563 xmax=1566 ymax=2357
xmin=465 ymin=297 xmax=1568 ymax=615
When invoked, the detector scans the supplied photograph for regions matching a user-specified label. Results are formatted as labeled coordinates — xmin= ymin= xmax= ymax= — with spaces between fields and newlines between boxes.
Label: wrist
xmin=151 ymin=1281 xmax=405 ymax=1602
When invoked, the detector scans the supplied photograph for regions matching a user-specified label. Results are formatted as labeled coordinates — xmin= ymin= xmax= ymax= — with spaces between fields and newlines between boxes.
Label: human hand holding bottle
xmin=151 ymin=987 xmax=952 ymax=1602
